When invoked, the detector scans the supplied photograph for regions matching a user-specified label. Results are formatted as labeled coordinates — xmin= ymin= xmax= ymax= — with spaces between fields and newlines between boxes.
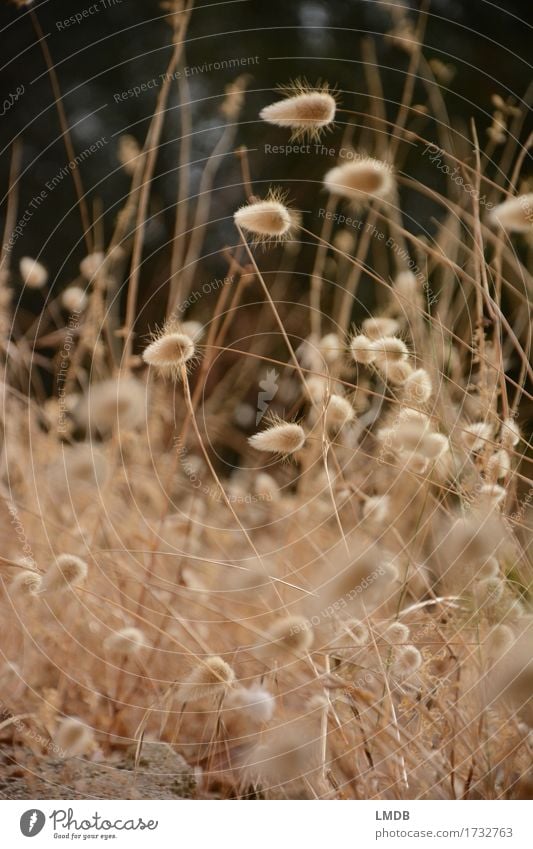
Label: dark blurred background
xmin=0 ymin=0 xmax=531 ymax=316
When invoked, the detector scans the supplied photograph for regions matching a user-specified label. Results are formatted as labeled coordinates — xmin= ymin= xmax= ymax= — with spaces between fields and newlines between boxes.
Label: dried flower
xmin=362 ymin=495 xmax=390 ymax=525
xmin=380 ymin=359 xmax=413 ymax=384
xmin=318 ymin=332 xmax=343 ymax=365
xmin=486 ymin=449 xmax=511 ymax=480
xmin=383 ymin=622 xmax=410 ymax=644
xmin=249 ymin=421 xmax=306 ymax=456
xmin=19 ymin=257 xmax=48 ymax=289
xmin=500 ymin=417 xmax=520 ymax=448
xmin=260 ymin=81 xmax=336 ymax=141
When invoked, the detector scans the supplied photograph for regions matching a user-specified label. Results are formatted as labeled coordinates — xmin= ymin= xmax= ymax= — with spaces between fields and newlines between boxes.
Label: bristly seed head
xmin=350 ymin=334 xmax=377 ymax=364
xmin=142 ymin=326 xmax=196 ymax=377
xmin=19 ymin=257 xmax=48 ymax=289
xmin=260 ymin=80 xmax=337 ymax=141
xmin=174 ymin=655 xmax=235 ymax=704
xmin=324 ymin=157 xmax=395 ymax=206
xmin=42 ymin=554 xmax=88 ymax=593
xmin=234 ymin=189 xmax=299 ymax=242
xmin=249 ymin=421 xmax=306 ymax=456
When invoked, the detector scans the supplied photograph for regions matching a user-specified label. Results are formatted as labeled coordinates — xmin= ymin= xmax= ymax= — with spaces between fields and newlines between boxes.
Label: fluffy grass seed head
xmin=174 ymin=656 xmax=235 ymax=704
xmin=318 ymin=332 xmax=343 ymax=365
xmin=61 ymin=286 xmax=88 ymax=313
xmin=325 ymin=394 xmax=355 ymax=431
xmin=350 ymin=334 xmax=377 ymax=364
xmin=362 ymin=317 xmax=400 ymax=339
xmin=392 ymin=645 xmax=422 ymax=678
xmin=383 ymin=622 xmax=410 ymax=644
xmin=462 ymin=420 xmax=494 ymax=452
xmin=19 ymin=257 xmax=48 ymax=289
xmin=10 ymin=569 xmax=42 ymax=596
xmin=73 ymin=377 xmax=146 ymax=435
xmin=249 ymin=421 xmax=306 ymax=456
xmin=104 ymin=626 xmax=146 ymax=657
xmin=381 ymin=359 xmax=413 ymax=385
xmin=489 ymin=193 xmax=533 ymax=233
xmin=225 ymin=684 xmax=275 ymax=723
xmin=372 ymin=336 xmax=409 ymax=367
xmin=142 ymin=326 xmax=196 ymax=378
xmin=486 ymin=449 xmax=511 ymax=480
xmin=324 ymin=157 xmax=395 ymax=206
xmin=234 ymin=189 xmax=299 ymax=242
xmin=79 ymin=251 xmax=105 ymax=281
xmin=500 ymin=417 xmax=520 ymax=448
xmin=42 ymin=554 xmax=88 ymax=593
xmin=402 ymin=368 xmax=432 ymax=403
xmin=362 ymin=494 xmax=390 ymax=525
xmin=260 ymin=80 xmax=337 ymax=141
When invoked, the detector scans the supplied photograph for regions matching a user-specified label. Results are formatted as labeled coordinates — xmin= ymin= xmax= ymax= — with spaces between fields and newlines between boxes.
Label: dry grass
xmin=0 ymin=0 xmax=531 ymax=800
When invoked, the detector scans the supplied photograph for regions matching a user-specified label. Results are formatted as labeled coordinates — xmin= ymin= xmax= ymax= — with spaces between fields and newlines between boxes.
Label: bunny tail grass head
xmin=54 ymin=717 xmax=95 ymax=758
xmin=260 ymin=80 xmax=337 ymax=141
xmin=234 ymin=189 xmax=299 ymax=242
xmin=324 ymin=156 xmax=395 ymax=207
xmin=19 ymin=257 xmax=48 ymax=289
xmin=248 ymin=420 xmax=306 ymax=456
xmin=489 ymin=193 xmax=533 ymax=233
xmin=42 ymin=554 xmax=88 ymax=593
xmin=142 ymin=324 xmax=196 ymax=378
xmin=104 ymin=626 xmax=146 ymax=657
xmin=174 ymin=655 xmax=235 ymax=704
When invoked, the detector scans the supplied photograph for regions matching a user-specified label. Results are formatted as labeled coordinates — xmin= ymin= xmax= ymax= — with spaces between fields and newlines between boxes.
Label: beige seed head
xmin=142 ymin=329 xmax=195 ymax=376
xmin=225 ymin=684 xmax=275 ymax=723
xmin=104 ymin=626 xmax=145 ymax=657
xmin=324 ymin=158 xmax=395 ymax=205
xmin=393 ymin=270 xmax=419 ymax=297
xmin=362 ymin=494 xmax=390 ymax=525
xmin=477 ymin=483 xmax=507 ymax=507
xmin=362 ymin=317 xmax=400 ymax=340
xmin=61 ymin=286 xmax=88 ymax=313
xmin=260 ymin=84 xmax=336 ymax=141
xmin=73 ymin=377 xmax=146 ymax=435
xmin=174 ymin=656 xmax=235 ymax=704
xmin=383 ymin=622 xmax=410 ymax=644
xmin=463 ymin=421 xmax=493 ymax=452
xmin=249 ymin=421 xmax=306 ymax=455
xmin=117 ymin=134 xmax=141 ymax=174
xmin=403 ymin=368 xmax=432 ymax=403
xmin=254 ymin=472 xmax=280 ymax=500
xmin=318 ymin=332 xmax=343 ymax=364
xmin=486 ymin=449 xmax=511 ymax=480
xmin=325 ymin=394 xmax=355 ymax=431
xmin=393 ymin=645 xmax=422 ymax=677
xmin=234 ymin=193 xmax=298 ymax=240
xmin=19 ymin=257 xmax=48 ymax=289
xmin=489 ymin=193 xmax=533 ymax=233
xmin=350 ymin=334 xmax=377 ymax=364
xmin=79 ymin=251 xmax=105 ymax=280
xmin=42 ymin=554 xmax=88 ymax=592
xmin=500 ymin=417 xmax=520 ymax=448
xmin=381 ymin=359 xmax=413 ymax=384
xmin=372 ymin=336 xmax=409 ymax=366
xmin=10 ymin=569 xmax=42 ymax=596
